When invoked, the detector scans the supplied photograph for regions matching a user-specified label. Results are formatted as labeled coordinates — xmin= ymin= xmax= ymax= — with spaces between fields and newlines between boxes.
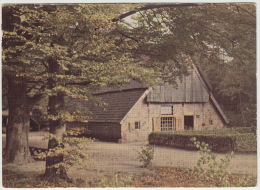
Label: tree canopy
xmin=115 ymin=3 xmax=256 ymax=126
xmin=2 ymin=3 xmax=179 ymax=178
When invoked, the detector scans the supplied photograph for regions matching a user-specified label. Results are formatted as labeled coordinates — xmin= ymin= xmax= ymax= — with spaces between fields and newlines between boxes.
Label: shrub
xmin=188 ymin=137 xmax=234 ymax=187
xmin=149 ymin=132 xmax=233 ymax=152
xmin=232 ymin=133 xmax=257 ymax=152
xmin=149 ymin=132 xmax=257 ymax=152
xmin=37 ymin=128 xmax=92 ymax=172
xmin=232 ymin=127 xmax=256 ymax=134
xmin=137 ymin=145 xmax=154 ymax=168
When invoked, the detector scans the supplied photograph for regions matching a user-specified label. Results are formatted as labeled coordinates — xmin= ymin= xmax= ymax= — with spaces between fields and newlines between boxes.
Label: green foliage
xmin=232 ymin=133 xmax=257 ymax=152
xmin=121 ymin=3 xmax=256 ymax=127
xmin=2 ymin=4 xmax=163 ymax=124
xmin=172 ymin=127 xmax=256 ymax=135
xmin=37 ymin=128 xmax=92 ymax=171
xmin=65 ymin=127 xmax=86 ymax=137
xmin=188 ymin=137 xmax=234 ymax=187
xmin=232 ymin=126 xmax=256 ymax=134
xmin=225 ymin=108 xmax=256 ymax=127
xmin=236 ymin=175 xmax=257 ymax=187
xmin=137 ymin=145 xmax=154 ymax=168
xmin=149 ymin=132 xmax=233 ymax=152
xmin=149 ymin=129 xmax=257 ymax=152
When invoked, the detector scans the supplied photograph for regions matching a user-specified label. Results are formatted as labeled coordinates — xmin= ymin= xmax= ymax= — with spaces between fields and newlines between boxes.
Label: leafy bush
xmin=172 ymin=127 xmax=256 ymax=135
xmin=149 ymin=132 xmax=233 ymax=152
xmin=137 ymin=145 xmax=154 ymax=168
xmin=188 ymin=137 xmax=257 ymax=187
xmin=232 ymin=133 xmax=257 ymax=152
xmin=232 ymin=127 xmax=256 ymax=134
xmin=37 ymin=128 xmax=92 ymax=172
xmin=149 ymin=131 xmax=257 ymax=152
xmin=188 ymin=137 xmax=234 ymax=186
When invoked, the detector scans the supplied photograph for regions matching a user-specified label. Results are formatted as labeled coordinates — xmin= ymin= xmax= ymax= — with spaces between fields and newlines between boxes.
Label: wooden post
xmin=153 ymin=117 xmax=161 ymax=132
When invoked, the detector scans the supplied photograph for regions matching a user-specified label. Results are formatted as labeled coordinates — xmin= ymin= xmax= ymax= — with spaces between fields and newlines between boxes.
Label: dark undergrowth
xmin=132 ymin=167 xmax=257 ymax=187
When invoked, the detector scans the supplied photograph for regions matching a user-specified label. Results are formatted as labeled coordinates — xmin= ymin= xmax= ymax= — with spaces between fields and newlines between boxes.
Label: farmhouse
xmin=67 ymin=64 xmax=229 ymax=142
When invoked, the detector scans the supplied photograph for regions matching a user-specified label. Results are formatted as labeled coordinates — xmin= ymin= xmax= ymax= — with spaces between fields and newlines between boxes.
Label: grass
xmin=2 ymin=166 xmax=257 ymax=188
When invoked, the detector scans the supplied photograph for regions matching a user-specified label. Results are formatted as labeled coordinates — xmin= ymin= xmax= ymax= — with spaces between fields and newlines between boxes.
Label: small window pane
xmin=161 ymin=117 xmax=176 ymax=131
xmin=161 ymin=105 xmax=173 ymax=115
xmin=135 ymin=122 xmax=140 ymax=129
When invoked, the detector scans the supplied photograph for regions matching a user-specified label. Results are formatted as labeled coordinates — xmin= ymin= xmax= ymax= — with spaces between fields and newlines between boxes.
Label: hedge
xmin=233 ymin=127 xmax=256 ymax=134
xmin=232 ymin=133 xmax=257 ymax=152
xmin=149 ymin=132 xmax=257 ymax=153
xmin=169 ymin=127 xmax=256 ymax=136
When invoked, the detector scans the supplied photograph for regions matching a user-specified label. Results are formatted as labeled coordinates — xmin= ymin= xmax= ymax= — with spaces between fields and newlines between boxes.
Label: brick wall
xmin=148 ymin=102 xmax=224 ymax=133
xmin=120 ymin=92 xmax=150 ymax=142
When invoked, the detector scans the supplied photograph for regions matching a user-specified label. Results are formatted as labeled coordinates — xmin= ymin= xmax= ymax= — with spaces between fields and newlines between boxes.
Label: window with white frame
xmin=161 ymin=117 xmax=176 ymax=131
xmin=161 ymin=105 xmax=173 ymax=115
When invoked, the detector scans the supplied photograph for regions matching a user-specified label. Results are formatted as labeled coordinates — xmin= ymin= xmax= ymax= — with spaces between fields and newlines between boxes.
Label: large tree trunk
xmin=44 ymin=58 xmax=69 ymax=181
xmin=4 ymin=77 xmax=33 ymax=163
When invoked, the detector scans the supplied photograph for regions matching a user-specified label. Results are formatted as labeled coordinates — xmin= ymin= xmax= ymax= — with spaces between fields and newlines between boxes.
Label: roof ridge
xmin=93 ymin=87 xmax=149 ymax=95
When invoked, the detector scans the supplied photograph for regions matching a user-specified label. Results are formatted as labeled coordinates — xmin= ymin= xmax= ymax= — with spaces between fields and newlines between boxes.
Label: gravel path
xmin=71 ymin=141 xmax=257 ymax=180
xmin=2 ymin=136 xmax=257 ymax=180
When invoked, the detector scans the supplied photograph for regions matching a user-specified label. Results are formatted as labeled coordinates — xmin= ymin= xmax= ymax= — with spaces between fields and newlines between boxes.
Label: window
xmin=161 ymin=105 xmax=173 ymax=115
xmin=135 ymin=121 xmax=141 ymax=129
xmin=161 ymin=117 xmax=176 ymax=131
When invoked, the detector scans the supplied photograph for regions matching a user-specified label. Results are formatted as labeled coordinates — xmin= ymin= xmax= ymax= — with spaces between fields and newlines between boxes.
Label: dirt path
xmin=2 ymin=139 xmax=257 ymax=180
xmin=68 ymin=141 xmax=257 ymax=180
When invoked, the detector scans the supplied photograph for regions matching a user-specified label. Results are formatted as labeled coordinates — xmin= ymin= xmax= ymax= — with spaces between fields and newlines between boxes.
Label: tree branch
xmin=42 ymin=60 xmax=49 ymax=69
xmin=112 ymin=3 xmax=200 ymax=22
xmin=116 ymin=30 xmax=140 ymax=43
xmin=65 ymin=81 xmax=92 ymax=86
xmin=27 ymin=83 xmax=45 ymax=93
xmin=236 ymin=5 xmax=256 ymax=19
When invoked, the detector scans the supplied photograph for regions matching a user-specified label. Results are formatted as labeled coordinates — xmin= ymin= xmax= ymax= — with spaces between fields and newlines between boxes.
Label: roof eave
xmin=210 ymin=94 xmax=229 ymax=125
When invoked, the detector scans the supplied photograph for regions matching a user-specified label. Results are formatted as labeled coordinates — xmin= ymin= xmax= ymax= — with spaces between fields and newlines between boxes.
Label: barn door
xmin=152 ymin=117 xmax=161 ymax=132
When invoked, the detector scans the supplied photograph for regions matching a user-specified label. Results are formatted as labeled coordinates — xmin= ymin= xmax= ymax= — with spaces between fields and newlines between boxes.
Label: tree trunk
xmin=44 ymin=58 xmax=69 ymax=181
xmin=239 ymin=91 xmax=246 ymax=126
xmin=4 ymin=76 xmax=33 ymax=163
